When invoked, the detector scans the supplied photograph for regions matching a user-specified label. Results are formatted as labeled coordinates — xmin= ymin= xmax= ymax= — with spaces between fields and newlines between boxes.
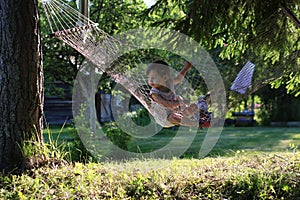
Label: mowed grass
xmin=213 ymin=127 xmax=300 ymax=153
xmin=128 ymin=126 xmax=300 ymax=157
xmin=45 ymin=125 xmax=300 ymax=159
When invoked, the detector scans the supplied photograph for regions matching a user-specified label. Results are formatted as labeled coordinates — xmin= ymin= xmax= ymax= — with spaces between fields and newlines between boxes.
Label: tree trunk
xmin=0 ymin=0 xmax=43 ymax=172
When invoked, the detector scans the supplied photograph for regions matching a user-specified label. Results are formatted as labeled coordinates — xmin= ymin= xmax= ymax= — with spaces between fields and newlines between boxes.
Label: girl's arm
xmin=173 ymin=61 xmax=192 ymax=85
xmin=150 ymin=93 xmax=180 ymax=109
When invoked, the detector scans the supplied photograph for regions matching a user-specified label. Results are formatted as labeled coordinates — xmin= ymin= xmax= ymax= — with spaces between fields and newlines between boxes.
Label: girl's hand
xmin=184 ymin=61 xmax=193 ymax=70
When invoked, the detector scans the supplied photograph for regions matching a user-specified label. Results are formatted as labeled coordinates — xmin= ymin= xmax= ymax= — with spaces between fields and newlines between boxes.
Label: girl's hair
xmin=146 ymin=60 xmax=170 ymax=77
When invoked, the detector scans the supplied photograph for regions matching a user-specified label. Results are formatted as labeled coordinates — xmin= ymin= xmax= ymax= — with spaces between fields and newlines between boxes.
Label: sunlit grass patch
xmin=1 ymin=153 xmax=300 ymax=199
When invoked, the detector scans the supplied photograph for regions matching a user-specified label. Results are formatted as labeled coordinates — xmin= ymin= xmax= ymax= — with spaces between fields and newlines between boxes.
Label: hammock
xmin=42 ymin=0 xmax=227 ymax=128
xmin=42 ymin=0 xmax=151 ymax=114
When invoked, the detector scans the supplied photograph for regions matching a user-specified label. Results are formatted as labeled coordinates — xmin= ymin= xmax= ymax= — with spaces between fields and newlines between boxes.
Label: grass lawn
xmin=1 ymin=153 xmax=300 ymax=199
xmin=212 ymin=127 xmax=300 ymax=154
xmin=43 ymin=124 xmax=79 ymax=142
xmin=45 ymin=124 xmax=300 ymax=160
xmin=0 ymin=125 xmax=299 ymax=199
xmin=128 ymin=126 xmax=300 ymax=157
xmin=43 ymin=124 xmax=89 ymax=162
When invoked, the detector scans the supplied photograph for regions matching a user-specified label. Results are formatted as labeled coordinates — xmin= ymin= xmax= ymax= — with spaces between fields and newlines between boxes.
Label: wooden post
xmin=78 ymin=0 xmax=89 ymax=18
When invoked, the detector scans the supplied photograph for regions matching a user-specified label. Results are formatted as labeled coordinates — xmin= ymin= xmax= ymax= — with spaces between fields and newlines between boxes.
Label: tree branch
xmin=280 ymin=3 xmax=300 ymax=28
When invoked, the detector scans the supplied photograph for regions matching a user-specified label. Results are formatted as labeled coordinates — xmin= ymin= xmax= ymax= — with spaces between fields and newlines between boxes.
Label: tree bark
xmin=0 ymin=0 xmax=43 ymax=172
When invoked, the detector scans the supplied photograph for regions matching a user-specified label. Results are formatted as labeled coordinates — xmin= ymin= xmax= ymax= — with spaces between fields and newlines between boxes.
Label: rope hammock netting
xmin=41 ymin=0 xmax=292 ymax=128
xmin=42 ymin=0 xmax=155 ymax=120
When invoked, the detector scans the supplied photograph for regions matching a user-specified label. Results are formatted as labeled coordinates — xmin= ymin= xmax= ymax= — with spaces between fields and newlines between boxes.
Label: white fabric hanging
xmin=230 ymin=61 xmax=255 ymax=94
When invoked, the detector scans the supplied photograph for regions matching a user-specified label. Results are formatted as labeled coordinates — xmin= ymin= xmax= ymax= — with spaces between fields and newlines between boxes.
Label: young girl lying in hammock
xmin=146 ymin=60 xmax=211 ymax=128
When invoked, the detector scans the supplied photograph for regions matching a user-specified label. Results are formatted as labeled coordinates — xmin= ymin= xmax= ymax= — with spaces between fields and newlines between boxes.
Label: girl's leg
xmin=167 ymin=112 xmax=199 ymax=127
xmin=167 ymin=113 xmax=183 ymax=125
xmin=181 ymin=103 xmax=198 ymax=116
